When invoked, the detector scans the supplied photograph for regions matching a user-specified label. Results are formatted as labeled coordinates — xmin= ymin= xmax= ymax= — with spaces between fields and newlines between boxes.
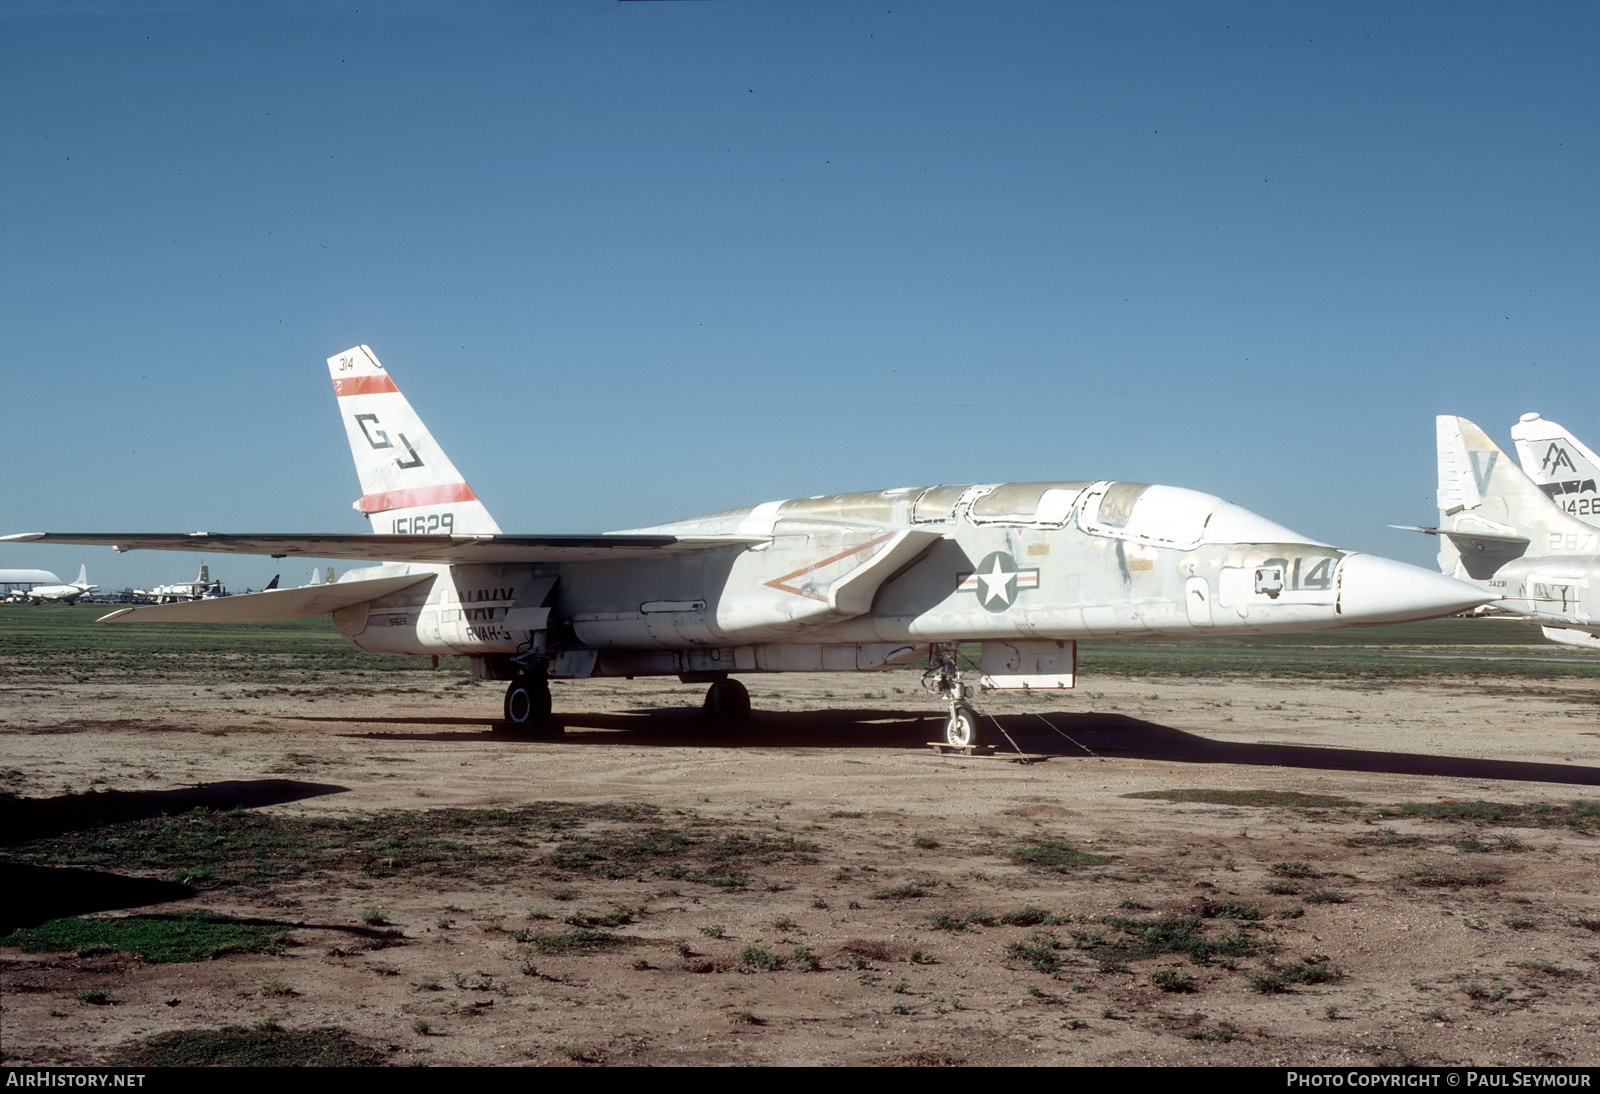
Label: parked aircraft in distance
xmin=2 ymin=568 xmax=61 ymax=602
xmin=4 ymin=346 xmax=1490 ymax=746
xmin=1510 ymin=413 xmax=1600 ymax=527
xmin=20 ymin=564 xmax=97 ymax=604
xmin=1406 ymin=416 xmax=1600 ymax=652
xmin=138 ymin=563 xmax=223 ymax=603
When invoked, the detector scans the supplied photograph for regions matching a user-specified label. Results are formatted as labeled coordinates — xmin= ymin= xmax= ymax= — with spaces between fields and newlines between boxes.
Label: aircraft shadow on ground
xmin=0 ymin=781 xmax=349 ymax=932
xmin=0 ymin=779 xmax=348 ymax=845
xmin=288 ymin=707 xmax=944 ymax=747
xmin=0 ymin=863 xmax=195 ymax=936
xmin=290 ymin=708 xmax=1600 ymax=787
xmin=1034 ymin=712 xmax=1600 ymax=788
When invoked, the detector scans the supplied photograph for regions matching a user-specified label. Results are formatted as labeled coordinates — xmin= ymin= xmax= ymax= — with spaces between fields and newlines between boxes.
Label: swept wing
xmin=97 ymin=573 xmax=433 ymax=623
xmin=0 ymin=532 xmax=764 ymax=565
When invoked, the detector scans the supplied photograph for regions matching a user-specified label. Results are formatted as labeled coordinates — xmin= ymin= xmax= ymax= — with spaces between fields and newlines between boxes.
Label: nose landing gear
xmin=923 ymin=642 xmax=986 ymax=749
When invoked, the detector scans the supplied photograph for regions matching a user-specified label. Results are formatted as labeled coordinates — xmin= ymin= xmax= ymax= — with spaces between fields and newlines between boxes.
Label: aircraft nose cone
xmin=1336 ymin=554 xmax=1488 ymax=624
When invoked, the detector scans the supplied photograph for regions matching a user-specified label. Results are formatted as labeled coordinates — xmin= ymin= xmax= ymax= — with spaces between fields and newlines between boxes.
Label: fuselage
xmin=328 ymin=480 xmax=1485 ymax=678
xmin=27 ymin=583 xmax=93 ymax=604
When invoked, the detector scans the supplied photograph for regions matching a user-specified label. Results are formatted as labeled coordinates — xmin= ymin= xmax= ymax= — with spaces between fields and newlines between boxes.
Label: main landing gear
xmin=923 ymin=642 xmax=985 ymax=748
xmin=702 ymin=676 xmax=751 ymax=730
xmin=501 ymin=670 xmax=555 ymax=735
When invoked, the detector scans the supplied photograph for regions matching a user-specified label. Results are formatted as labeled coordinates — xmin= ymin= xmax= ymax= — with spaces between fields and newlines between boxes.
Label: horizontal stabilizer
xmin=3 ymin=531 xmax=767 ymax=565
xmin=97 ymin=573 xmax=432 ymax=624
xmin=1541 ymin=625 xmax=1600 ymax=651
xmin=1390 ymin=524 xmax=1531 ymax=547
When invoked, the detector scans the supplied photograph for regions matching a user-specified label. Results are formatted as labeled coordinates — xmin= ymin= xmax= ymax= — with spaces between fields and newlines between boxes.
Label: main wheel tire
xmin=944 ymin=702 xmax=982 ymax=748
xmin=503 ymin=673 xmax=553 ymax=731
xmin=703 ymin=677 xmax=751 ymax=729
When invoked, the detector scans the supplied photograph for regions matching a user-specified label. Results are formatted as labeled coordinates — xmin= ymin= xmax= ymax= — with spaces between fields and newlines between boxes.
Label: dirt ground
xmin=3 ymin=666 xmax=1599 ymax=1067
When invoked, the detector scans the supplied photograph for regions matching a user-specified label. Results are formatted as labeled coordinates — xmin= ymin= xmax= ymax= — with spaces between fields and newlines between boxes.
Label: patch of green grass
xmin=1206 ymin=901 xmax=1263 ymax=921
xmin=871 ymin=878 xmax=939 ymax=900
xmin=1271 ymin=861 xmax=1324 ymax=879
xmin=1344 ymin=827 xmax=1426 ymax=849
xmin=2 ymin=800 xmax=825 ymax=896
xmin=104 ymin=1025 xmax=387 ymax=1067
xmin=528 ymin=928 xmax=629 ymax=954
xmin=1377 ymin=799 xmax=1600 ymax=832
xmin=561 ymin=906 xmax=637 ymax=929
xmin=1245 ymin=957 xmax=1344 ymax=994
xmin=1006 ymin=932 xmax=1066 ymax=976
xmin=1399 ymin=866 xmax=1506 ymax=889
xmin=1081 ymin=914 xmax=1263 ymax=966
xmin=1 ymin=914 xmax=293 ymax=963
xmin=1303 ymin=889 xmax=1347 ymax=905
xmin=1148 ymin=968 xmax=1197 ymax=993
xmin=1008 ymin=840 xmax=1108 ymax=871
xmin=928 ymin=907 xmax=1000 ymax=931
xmin=1459 ymin=977 xmax=1510 ymax=1003
xmin=1080 ymin=619 xmax=1597 ymax=680
xmin=736 ymin=944 xmax=781 ymax=972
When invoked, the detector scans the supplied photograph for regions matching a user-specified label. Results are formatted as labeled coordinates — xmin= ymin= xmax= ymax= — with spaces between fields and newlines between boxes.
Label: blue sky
xmin=2 ymin=0 xmax=1596 ymax=592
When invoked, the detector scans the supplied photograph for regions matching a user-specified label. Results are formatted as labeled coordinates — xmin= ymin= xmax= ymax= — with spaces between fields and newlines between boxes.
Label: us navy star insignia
xmin=958 ymin=551 xmax=1040 ymax=612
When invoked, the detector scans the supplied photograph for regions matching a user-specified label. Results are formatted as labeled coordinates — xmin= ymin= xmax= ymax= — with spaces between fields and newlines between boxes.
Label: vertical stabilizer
xmin=1436 ymin=416 xmax=1593 ymax=537
xmin=1434 ymin=416 xmax=1596 ymax=579
xmin=327 ymin=346 xmax=502 ymax=535
xmin=1509 ymin=413 xmax=1600 ymax=527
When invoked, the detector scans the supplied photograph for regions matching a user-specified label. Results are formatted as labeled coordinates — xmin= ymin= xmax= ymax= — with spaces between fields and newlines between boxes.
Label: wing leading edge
xmin=96 ymin=573 xmax=434 ymax=624
xmin=0 ymin=532 xmax=766 ymax=565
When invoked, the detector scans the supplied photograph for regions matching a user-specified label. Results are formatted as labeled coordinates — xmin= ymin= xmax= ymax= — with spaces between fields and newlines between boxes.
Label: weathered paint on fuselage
xmin=331 ymin=480 xmax=1378 ymax=675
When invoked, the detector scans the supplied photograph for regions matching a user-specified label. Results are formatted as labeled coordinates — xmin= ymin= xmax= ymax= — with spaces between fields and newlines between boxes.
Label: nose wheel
xmin=923 ymin=642 xmax=987 ymax=748
xmin=943 ymin=700 xmax=982 ymax=748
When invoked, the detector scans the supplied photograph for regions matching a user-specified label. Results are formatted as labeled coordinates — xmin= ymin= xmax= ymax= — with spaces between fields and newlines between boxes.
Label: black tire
xmin=503 ymin=673 xmax=553 ymax=731
xmin=702 ymin=677 xmax=751 ymax=729
xmin=944 ymin=702 xmax=982 ymax=748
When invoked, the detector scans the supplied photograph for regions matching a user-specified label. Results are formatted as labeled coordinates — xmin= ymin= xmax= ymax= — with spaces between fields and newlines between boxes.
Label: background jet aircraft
xmin=22 ymin=564 xmax=97 ymax=604
xmin=4 ymin=347 xmax=1489 ymax=746
xmin=1510 ymin=413 xmax=1600 ymax=528
xmin=1409 ymin=416 xmax=1600 ymax=651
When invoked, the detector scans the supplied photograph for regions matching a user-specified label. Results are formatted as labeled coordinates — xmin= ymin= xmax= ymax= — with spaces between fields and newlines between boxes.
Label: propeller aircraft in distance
xmin=4 ymin=346 xmax=1490 ymax=747
xmin=17 ymin=564 xmax=97 ymax=604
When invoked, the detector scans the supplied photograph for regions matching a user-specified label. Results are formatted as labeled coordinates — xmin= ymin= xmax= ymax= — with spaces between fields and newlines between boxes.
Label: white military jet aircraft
xmin=5 ymin=346 xmax=1490 ymax=745
xmin=1406 ymin=416 xmax=1600 ymax=651
xmin=1510 ymin=413 xmax=1600 ymax=527
xmin=21 ymin=564 xmax=98 ymax=604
